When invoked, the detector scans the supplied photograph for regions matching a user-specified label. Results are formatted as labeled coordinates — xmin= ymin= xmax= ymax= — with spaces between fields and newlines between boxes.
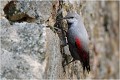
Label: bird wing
xmin=75 ymin=37 xmax=88 ymax=60
xmin=75 ymin=37 xmax=90 ymax=73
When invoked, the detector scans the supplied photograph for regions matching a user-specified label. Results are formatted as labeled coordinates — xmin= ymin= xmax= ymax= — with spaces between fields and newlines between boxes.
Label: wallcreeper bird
xmin=63 ymin=12 xmax=90 ymax=73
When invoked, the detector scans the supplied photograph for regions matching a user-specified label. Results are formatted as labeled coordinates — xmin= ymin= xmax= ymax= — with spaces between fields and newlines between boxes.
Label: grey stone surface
xmin=0 ymin=17 xmax=63 ymax=79
xmin=0 ymin=17 xmax=46 ymax=79
xmin=44 ymin=28 xmax=63 ymax=79
xmin=2 ymin=1 xmax=53 ymax=23
xmin=0 ymin=0 xmax=119 ymax=79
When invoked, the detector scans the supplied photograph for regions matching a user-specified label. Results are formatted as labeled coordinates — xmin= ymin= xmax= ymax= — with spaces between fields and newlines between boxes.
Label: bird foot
xmin=63 ymin=59 xmax=75 ymax=67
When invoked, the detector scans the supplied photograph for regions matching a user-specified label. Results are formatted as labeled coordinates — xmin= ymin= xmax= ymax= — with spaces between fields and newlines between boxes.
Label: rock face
xmin=0 ymin=0 xmax=119 ymax=79
xmin=0 ymin=17 xmax=63 ymax=79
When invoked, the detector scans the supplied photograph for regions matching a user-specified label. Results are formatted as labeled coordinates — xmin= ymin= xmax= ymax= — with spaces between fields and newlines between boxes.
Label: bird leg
xmin=63 ymin=59 xmax=75 ymax=67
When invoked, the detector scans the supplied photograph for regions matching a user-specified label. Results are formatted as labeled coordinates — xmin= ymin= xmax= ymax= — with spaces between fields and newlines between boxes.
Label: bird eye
xmin=70 ymin=17 xmax=74 ymax=18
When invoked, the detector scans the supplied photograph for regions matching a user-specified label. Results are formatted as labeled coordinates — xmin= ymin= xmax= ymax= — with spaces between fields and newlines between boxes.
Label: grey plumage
xmin=64 ymin=12 xmax=90 ymax=73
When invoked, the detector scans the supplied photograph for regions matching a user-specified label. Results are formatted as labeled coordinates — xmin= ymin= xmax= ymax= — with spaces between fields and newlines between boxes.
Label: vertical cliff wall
xmin=0 ymin=0 xmax=119 ymax=79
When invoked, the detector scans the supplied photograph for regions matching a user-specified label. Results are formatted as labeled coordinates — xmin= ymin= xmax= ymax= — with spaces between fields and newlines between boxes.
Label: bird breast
xmin=67 ymin=23 xmax=89 ymax=49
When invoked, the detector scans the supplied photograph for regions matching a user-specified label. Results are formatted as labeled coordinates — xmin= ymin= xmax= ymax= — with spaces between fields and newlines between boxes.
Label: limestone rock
xmin=3 ymin=1 xmax=53 ymax=23
xmin=0 ymin=0 xmax=119 ymax=79
xmin=0 ymin=17 xmax=63 ymax=79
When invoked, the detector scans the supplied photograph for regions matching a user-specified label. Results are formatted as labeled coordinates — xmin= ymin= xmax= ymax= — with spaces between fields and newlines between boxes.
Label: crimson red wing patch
xmin=75 ymin=37 xmax=90 ymax=73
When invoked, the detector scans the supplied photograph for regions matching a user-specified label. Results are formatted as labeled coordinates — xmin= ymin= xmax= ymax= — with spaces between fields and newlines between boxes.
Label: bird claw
xmin=63 ymin=59 xmax=75 ymax=67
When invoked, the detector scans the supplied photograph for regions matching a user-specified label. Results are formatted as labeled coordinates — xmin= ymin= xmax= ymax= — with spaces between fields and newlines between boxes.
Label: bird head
xmin=63 ymin=12 xmax=81 ymax=24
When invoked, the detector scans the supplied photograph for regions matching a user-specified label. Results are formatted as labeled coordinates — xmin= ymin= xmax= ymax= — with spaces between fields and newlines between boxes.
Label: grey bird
xmin=63 ymin=12 xmax=90 ymax=73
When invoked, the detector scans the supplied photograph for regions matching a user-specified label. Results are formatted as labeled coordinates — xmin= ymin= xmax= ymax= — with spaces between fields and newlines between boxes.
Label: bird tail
xmin=83 ymin=63 xmax=90 ymax=74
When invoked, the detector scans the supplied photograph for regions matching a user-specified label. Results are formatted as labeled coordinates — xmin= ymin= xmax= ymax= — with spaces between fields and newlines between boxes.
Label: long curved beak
xmin=56 ymin=17 xmax=67 ymax=21
xmin=56 ymin=18 xmax=62 ymax=21
xmin=62 ymin=17 xmax=68 ymax=19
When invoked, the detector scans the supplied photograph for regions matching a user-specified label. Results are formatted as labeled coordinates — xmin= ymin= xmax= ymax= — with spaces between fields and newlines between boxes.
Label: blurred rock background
xmin=0 ymin=0 xmax=119 ymax=79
